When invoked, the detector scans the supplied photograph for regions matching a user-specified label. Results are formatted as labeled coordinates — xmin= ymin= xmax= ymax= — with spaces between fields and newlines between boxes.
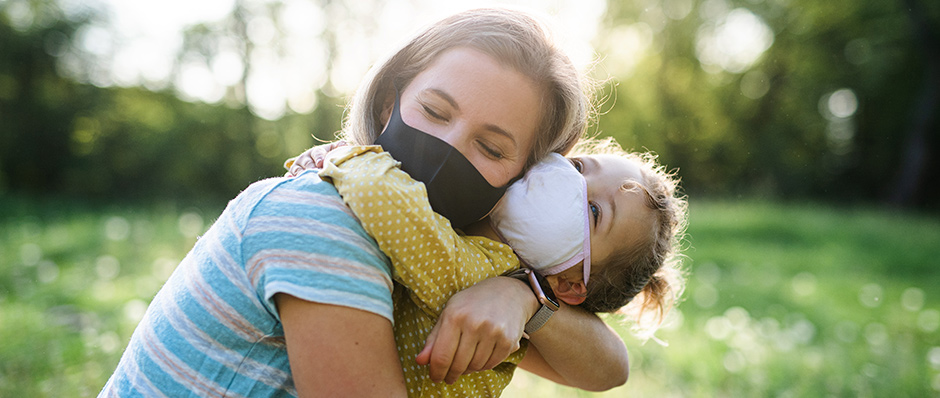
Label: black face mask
xmin=375 ymin=94 xmax=514 ymax=229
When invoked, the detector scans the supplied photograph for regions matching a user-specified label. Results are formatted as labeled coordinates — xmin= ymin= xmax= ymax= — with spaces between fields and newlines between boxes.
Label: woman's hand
xmin=416 ymin=276 xmax=538 ymax=384
xmin=284 ymin=140 xmax=348 ymax=176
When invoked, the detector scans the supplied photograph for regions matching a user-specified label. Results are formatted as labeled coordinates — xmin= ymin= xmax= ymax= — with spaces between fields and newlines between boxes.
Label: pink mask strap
xmin=580 ymin=177 xmax=592 ymax=286
xmin=539 ymin=177 xmax=592 ymax=285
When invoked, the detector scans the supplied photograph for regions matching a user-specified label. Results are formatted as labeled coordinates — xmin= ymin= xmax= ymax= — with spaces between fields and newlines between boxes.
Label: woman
xmin=101 ymin=8 xmax=629 ymax=397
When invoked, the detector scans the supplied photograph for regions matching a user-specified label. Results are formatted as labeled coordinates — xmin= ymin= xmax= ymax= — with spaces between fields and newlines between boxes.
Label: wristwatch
xmin=504 ymin=268 xmax=560 ymax=336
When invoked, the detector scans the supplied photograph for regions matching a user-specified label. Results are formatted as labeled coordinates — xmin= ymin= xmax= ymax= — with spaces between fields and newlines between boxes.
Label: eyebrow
xmin=427 ymin=88 xmax=459 ymax=110
xmin=483 ymin=124 xmax=518 ymax=145
xmin=426 ymin=88 xmax=518 ymax=145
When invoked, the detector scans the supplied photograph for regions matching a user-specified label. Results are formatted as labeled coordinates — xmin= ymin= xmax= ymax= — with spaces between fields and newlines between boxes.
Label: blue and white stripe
xmin=100 ymin=171 xmax=394 ymax=397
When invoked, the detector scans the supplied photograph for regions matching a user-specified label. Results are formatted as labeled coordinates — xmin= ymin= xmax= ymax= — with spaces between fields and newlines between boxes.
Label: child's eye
xmin=589 ymin=202 xmax=599 ymax=225
xmin=570 ymin=158 xmax=583 ymax=173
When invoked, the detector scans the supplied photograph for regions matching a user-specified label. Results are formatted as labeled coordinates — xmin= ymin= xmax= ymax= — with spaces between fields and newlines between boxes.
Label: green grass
xmin=1 ymin=198 xmax=939 ymax=397
xmin=506 ymin=201 xmax=940 ymax=397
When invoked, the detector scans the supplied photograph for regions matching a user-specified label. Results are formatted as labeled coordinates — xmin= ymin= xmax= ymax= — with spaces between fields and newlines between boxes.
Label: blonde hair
xmin=342 ymin=8 xmax=591 ymax=168
xmin=571 ymin=137 xmax=688 ymax=335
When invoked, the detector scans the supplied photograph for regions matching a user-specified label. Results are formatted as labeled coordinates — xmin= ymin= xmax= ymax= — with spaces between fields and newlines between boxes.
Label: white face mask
xmin=489 ymin=153 xmax=592 ymax=285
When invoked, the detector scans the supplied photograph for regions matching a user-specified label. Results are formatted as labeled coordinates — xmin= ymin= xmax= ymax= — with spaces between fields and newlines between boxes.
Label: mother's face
xmin=382 ymin=46 xmax=542 ymax=187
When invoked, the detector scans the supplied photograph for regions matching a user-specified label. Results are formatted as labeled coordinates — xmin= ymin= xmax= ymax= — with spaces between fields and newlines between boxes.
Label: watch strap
xmin=525 ymin=304 xmax=556 ymax=335
xmin=503 ymin=268 xmax=559 ymax=336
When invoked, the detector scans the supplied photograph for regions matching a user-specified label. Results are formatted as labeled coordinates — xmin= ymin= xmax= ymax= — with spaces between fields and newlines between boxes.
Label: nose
xmin=583 ymin=171 xmax=598 ymax=196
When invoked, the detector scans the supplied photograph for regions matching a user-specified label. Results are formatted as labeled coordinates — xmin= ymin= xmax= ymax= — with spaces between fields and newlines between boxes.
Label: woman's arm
xmin=519 ymin=303 xmax=630 ymax=390
xmin=276 ymin=294 xmax=407 ymax=397
xmin=421 ymin=276 xmax=630 ymax=390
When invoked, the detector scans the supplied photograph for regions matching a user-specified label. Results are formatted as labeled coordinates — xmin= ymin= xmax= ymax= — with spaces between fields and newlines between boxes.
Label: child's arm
xmin=318 ymin=146 xmax=520 ymax=316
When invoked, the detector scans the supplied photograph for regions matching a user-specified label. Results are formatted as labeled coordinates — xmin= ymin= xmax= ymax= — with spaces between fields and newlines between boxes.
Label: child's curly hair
xmin=568 ymin=137 xmax=688 ymax=336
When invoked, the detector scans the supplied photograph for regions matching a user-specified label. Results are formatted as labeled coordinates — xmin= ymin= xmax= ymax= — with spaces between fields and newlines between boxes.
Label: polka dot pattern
xmin=321 ymin=148 xmax=526 ymax=397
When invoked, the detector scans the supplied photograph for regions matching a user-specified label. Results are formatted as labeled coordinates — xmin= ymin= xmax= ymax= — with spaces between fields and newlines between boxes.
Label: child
xmin=299 ymin=135 xmax=687 ymax=396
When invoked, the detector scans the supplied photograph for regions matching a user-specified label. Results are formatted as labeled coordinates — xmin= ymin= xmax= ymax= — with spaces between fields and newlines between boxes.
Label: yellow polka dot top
xmin=319 ymin=146 xmax=526 ymax=397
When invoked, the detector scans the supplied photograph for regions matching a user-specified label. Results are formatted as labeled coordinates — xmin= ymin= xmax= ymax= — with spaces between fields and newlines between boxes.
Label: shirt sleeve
xmin=319 ymin=146 xmax=520 ymax=316
xmin=240 ymin=172 xmax=396 ymax=323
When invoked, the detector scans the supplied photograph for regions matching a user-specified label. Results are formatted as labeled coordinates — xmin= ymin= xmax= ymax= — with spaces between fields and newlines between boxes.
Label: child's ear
xmin=551 ymin=276 xmax=587 ymax=306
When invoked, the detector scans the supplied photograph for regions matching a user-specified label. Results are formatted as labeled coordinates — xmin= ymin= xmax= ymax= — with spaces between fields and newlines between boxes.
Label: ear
xmin=548 ymin=276 xmax=587 ymax=306
xmin=378 ymin=91 xmax=395 ymax=130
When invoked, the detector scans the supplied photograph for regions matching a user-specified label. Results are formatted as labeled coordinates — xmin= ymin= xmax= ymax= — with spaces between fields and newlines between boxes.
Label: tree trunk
xmin=890 ymin=0 xmax=939 ymax=206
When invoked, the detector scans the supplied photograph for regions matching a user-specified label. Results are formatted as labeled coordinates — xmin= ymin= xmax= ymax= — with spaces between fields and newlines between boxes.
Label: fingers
xmin=464 ymin=338 xmax=495 ymax=375
xmin=415 ymin=322 xmax=440 ymax=366
xmin=426 ymin=325 xmax=460 ymax=383
xmin=287 ymin=154 xmax=310 ymax=176
xmin=287 ymin=140 xmax=348 ymax=176
xmin=330 ymin=140 xmax=348 ymax=151
xmin=299 ymin=154 xmax=314 ymax=169
xmin=443 ymin=336 xmax=477 ymax=384
xmin=479 ymin=338 xmax=515 ymax=372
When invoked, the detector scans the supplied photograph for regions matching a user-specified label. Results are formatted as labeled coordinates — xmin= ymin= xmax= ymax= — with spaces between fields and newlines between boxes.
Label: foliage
xmin=0 ymin=2 xmax=344 ymax=202
xmin=1 ymin=198 xmax=937 ymax=396
xmin=595 ymin=0 xmax=939 ymax=207
xmin=1 ymin=0 xmax=938 ymax=207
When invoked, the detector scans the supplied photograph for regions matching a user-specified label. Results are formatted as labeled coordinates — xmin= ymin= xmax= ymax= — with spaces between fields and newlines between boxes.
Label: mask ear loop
xmin=579 ymin=176 xmax=592 ymax=286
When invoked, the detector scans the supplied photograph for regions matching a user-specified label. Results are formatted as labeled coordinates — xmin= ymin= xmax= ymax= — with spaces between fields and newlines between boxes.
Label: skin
xmin=389 ymin=49 xmax=629 ymax=388
xmin=507 ymin=154 xmax=654 ymax=390
xmin=276 ymin=295 xmax=407 ymax=397
xmin=490 ymin=153 xmax=657 ymax=307
xmin=280 ymin=46 xmax=631 ymax=394
xmin=443 ymin=153 xmax=654 ymax=389
xmin=380 ymin=46 xmax=541 ymax=187
xmin=571 ymin=154 xmax=656 ymax=267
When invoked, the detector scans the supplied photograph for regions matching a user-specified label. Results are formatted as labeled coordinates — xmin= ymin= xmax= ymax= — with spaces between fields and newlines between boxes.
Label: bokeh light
xmin=858 ymin=283 xmax=883 ymax=308
xmin=695 ymin=7 xmax=774 ymax=74
xmin=901 ymin=287 xmax=925 ymax=312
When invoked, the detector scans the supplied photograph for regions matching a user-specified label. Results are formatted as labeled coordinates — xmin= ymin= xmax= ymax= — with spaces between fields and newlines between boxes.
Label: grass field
xmin=1 ymin=197 xmax=938 ymax=397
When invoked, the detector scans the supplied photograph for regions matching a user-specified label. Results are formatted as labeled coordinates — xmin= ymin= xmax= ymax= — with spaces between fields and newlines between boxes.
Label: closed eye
xmin=479 ymin=141 xmax=504 ymax=160
xmin=421 ymin=104 xmax=446 ymax=121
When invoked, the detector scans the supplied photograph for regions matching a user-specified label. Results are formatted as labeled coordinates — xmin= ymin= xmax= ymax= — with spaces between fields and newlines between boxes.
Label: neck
xmin=462 ymin=218 xmax=502 ymax=242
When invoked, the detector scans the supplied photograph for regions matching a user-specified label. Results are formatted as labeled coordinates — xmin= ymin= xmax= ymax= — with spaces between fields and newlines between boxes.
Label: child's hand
xmin=284 ymin=140 xmax=348 ymax=176
xmin=415 ymin=276 xmax=538 ymax=384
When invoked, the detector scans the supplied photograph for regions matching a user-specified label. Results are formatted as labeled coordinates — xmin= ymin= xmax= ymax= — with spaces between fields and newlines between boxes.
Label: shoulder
xmin=233 ymin=172 xmax=387 ymax=265
xmin=240 ymin=173 xmax=395 ymax=321
xmin=237 ymin=172 xmax=351 ymax=220
xmin=241 ymin=172 xmax=378 ymax=247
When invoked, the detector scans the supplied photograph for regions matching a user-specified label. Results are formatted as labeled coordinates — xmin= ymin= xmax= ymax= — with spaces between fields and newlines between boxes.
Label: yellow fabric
xmin=319 ymin=146 xmax=525 ymax=398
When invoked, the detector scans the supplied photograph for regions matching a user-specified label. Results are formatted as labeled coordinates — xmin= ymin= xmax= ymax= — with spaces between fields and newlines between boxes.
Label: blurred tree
xmin=2 ymin=0 xmax=937 ymax=207
xmin=890 ymin=0 xmax=939 ymax=206
xmin=0 ymin=1 xmax=85 ymax=194
xmin=0 ymin=1 xmax=292 ymax=201
xmin=598 ymin=0 xmax=939 ymax=207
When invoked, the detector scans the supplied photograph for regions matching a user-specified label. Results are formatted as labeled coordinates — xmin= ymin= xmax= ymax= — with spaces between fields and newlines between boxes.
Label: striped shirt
xmin=99 ymin=172 xmax=394 ymax=397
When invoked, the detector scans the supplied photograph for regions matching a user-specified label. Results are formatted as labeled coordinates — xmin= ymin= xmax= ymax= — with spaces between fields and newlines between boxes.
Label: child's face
xmin=570 ymin=154 xmax=656 ymax=274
